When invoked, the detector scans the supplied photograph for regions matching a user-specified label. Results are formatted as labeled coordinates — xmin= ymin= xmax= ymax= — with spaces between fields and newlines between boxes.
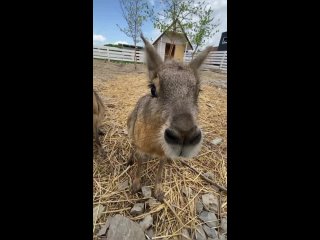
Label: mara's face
xmin=151 ymin=61 xmax=203 ymax=159
xmin=141 ymin=34 xmax=213 ymax=159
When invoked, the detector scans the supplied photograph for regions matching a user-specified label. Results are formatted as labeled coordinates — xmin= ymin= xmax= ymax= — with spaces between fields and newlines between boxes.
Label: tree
xmin=152 ymin=0 xmax=200 ymax=33
xmin=117 ymin=0 xmax=150 ymax=70
xmin=151 ymin=0 xmax=219 ymax=58
xmin=189 ymin=6 xmax=220 ymax=58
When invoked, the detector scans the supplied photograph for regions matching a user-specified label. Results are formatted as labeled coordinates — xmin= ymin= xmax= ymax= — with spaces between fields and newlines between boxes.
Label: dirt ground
xmin=93 ymin=59 xmax=227 ymax=89
xmin=93 ymin=59 xmax=227 ymax=239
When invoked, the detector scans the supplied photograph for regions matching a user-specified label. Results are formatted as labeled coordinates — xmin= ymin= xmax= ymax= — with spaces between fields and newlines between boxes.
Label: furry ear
xmin=141 ymin=34 xmax=163 ymax=81
xmin=189 ymin=46 xmax=215 ymax=70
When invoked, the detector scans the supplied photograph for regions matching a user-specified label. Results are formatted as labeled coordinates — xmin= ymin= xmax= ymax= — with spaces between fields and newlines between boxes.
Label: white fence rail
xmin=184 ymin=50 xmax=227 ymax=73
xmin=93 ymin=46 xmax=145 ymax=62
xmin=93 ymin=46 xmax=226 ymax=74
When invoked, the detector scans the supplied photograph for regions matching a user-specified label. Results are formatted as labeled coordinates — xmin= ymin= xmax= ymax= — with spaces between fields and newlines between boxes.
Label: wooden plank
xmin=201 ymin=63 xmax=220 ymax=67
xmin=207 ymin=56 xmax=226 ymax=60
xmin=184 ymin=56 xmax=227 ymax=60
xmin=93 ymin=50 xmax=144 ymax=58
xmin=107 ymin=52 xmax=135 ymax=57
xmin=95 ymin=47 xmax=224 ymax=68
xmin=94 ymin=49 xmax=144 ymax=58
xmin=93 ymin=50 xmax=143 ymax=57
xmin=94 ymin=46 xmax=144 ymax=54
xmin=184 ymin=60 xmax=227 ymax=66
xmin=205 ymin=59 xmax=225 ymax=63
xmin=93 ymin=55 xmax=144 ymax=63
xmin=107 ymin=50 xmax=144 ymax=56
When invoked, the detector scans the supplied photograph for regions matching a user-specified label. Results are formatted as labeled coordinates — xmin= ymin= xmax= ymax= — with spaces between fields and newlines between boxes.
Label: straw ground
xmin=93 ymin=59 xmax=227 ymax=239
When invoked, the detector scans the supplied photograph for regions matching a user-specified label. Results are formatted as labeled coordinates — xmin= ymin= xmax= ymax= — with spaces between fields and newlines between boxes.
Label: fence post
xmin=220 ymin=51 xmax=226 ymax=70
xmin=104 ymin=47 xmax=110 ymax=63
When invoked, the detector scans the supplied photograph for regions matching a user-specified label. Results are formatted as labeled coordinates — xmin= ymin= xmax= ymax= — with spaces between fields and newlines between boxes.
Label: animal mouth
xmin=162 ymin=133 xmax=203 ymax=159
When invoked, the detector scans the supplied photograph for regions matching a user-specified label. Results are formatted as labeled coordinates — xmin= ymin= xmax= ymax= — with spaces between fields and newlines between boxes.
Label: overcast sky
xmin=93 ymin=0 xmax=227 ymax=48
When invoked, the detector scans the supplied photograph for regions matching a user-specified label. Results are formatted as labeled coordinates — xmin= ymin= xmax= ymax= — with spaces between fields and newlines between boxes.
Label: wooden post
xmin=184 ymin=42 xmax=188 ymax=63
xmin=104 ymin=47 xmax=110 ymax=63
xmin=220 ymin=51 xmax=226 ymax=70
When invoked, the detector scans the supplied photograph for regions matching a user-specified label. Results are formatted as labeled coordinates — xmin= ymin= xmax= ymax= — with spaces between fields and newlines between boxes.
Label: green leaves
xmin=151 ymin=0 xmax=220 ymax=50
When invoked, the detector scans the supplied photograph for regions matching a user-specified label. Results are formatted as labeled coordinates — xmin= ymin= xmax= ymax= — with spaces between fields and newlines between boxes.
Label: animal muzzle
xmin=164 ymin=113 xmax=202 ymax=146
xmin=164 ymin=127 xmax=202 ymax=146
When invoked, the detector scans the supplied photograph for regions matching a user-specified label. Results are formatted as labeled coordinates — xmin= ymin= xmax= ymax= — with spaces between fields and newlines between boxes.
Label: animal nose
xmin=164 ymin=127 xmax=202 ymax=145
xmin=185 ymin=128 xmax=202 ymax=145
xmin=164 ymin=129 xmax=182 ymax=145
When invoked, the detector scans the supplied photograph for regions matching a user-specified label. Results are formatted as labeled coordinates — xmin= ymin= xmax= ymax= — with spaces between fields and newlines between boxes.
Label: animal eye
xmin=150 ymin=84 xmax=158 ymax=97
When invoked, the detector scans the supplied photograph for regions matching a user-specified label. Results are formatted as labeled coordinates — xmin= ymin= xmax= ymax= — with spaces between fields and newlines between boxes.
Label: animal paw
xmin=154 ymin=188 xmax=165 ymax=202
xmin=131 ymin=179 xmax=141 ymax=194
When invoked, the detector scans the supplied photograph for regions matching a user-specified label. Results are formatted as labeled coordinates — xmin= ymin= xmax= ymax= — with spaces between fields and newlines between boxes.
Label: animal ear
xmin=189 ymin=46 xmax=215 ymax=70
xmin=141 ymin=34 xmax=163 ymax=81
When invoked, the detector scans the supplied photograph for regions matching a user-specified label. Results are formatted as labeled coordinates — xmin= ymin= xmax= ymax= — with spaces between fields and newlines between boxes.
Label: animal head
xmin=141 ymin=34 xmax=214 ymax=159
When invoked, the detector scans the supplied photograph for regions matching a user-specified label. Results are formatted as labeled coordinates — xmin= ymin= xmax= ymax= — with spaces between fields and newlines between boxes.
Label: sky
xmin=93 ymin=0 xmax=227 ymax=49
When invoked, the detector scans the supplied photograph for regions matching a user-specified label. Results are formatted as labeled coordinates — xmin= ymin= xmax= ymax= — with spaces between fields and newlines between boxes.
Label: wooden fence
xmin=93 ymin=46 xmax=144 ymax=62
xmin=184 ymin=50 xmax=227 ymax=73
xmin=93 ymin=46 xmax=227 ymax=73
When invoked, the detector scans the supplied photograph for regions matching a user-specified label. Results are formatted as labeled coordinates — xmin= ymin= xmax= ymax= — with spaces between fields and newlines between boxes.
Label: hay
xmin=93 ymin=61 xmax=227 ymax=239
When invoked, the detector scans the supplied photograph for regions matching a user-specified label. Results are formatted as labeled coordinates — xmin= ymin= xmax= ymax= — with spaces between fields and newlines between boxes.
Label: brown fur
xmin=93 ymin=90 xmax=106 ymax=157
xmin=127 ymin=95 xmax=165 ymax=157
xmin=127 ymin=34 xmax=214 ymax=201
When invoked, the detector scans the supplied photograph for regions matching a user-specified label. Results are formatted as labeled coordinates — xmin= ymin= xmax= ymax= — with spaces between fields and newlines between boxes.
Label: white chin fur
xmin=161 ymin=141 xmax=202 ymax=159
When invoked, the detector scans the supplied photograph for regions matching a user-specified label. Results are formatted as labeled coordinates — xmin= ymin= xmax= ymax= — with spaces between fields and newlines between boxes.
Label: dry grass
xmin=93 ymin=61 xmax=227 ymax=239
